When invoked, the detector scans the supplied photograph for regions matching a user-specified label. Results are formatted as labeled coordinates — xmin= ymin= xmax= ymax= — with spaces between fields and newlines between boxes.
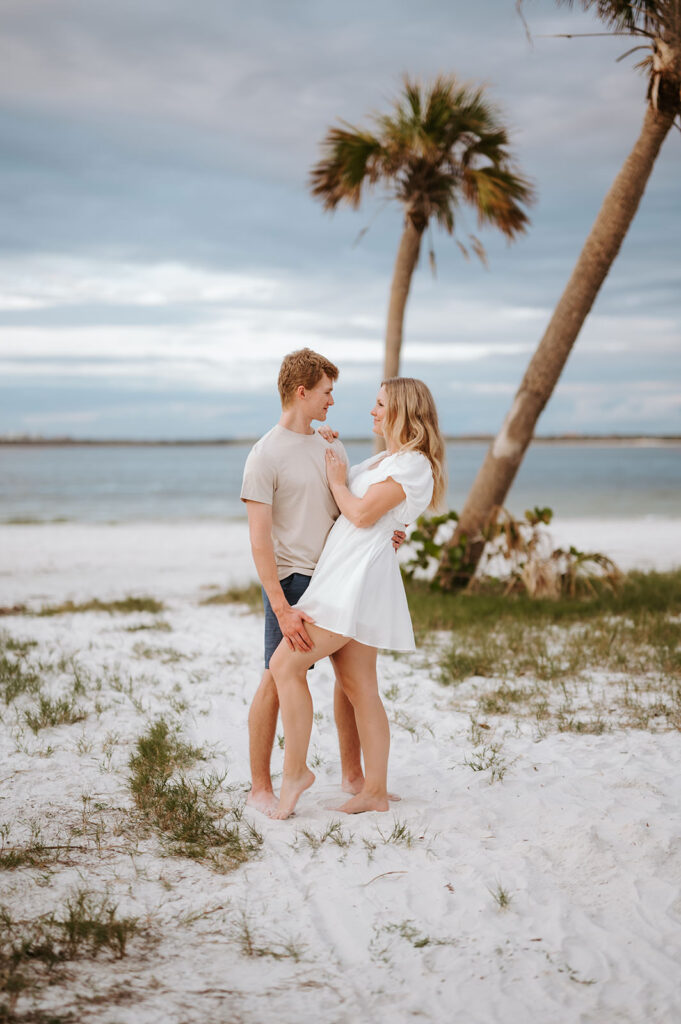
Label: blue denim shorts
xmin=263 ymin=572 xmax=313 ymax=669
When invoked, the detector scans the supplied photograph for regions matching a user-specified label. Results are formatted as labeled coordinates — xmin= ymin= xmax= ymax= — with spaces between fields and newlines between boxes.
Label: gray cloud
xmin=0 ymin=0 xmax=679 ymax=437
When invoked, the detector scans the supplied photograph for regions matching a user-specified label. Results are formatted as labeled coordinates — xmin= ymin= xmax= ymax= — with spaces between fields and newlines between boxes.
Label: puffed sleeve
xmin=380 ymin=451 xmax=434 ymax=523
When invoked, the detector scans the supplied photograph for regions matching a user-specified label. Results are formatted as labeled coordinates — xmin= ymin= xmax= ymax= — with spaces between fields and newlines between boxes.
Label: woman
xmin=270 ymin=377 xmax=446 ymax=819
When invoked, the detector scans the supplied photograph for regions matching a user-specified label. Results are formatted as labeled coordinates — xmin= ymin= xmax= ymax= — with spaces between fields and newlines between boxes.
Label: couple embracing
xmin=241 ymin=348 xmax=446 ymax=819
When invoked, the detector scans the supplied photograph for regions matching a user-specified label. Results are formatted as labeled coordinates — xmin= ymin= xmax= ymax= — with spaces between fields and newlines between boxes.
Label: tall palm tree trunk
xmin=438 ymin=102 xmax=676 ymax=586
xmin=383 ymin=217 xmax=424 ymax=380
xmin=374 ymin=216 xmax=424 ymax=451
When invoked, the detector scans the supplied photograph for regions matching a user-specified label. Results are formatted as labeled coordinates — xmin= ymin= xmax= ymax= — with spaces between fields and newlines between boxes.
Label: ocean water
xmin=0 ymin=442 xmax=679 ymax=523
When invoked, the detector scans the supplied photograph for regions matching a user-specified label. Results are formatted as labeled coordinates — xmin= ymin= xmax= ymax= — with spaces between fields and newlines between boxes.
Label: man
xmin=240 ymin=348 xmax=402 ymax=814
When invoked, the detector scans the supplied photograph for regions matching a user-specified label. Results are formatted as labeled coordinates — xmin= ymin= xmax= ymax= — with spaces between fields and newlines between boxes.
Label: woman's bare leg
xmin=269 ymin=624 xmax=348 ymax=819
xmin=331 ymin=641 xmax=390 ymax=814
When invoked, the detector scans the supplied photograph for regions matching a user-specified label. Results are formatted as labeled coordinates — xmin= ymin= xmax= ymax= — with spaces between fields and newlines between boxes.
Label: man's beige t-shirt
xmin=240 ymin=425 xmax=348 ymax=580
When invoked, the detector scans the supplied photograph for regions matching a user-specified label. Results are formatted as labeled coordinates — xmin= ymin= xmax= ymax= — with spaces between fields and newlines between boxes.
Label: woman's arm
xmin=325 ymin=450 xmax=405 ymax=529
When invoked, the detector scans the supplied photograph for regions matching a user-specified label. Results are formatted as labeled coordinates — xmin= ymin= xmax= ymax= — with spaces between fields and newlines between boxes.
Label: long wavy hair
xmin=381 ymin=377 xmax=447 ymax=511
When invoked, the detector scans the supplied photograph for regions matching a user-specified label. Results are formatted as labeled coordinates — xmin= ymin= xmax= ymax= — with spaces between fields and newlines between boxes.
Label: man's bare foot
xmin=342 ymin=776 xmax=400 ymax=802
xmin=271 ymin=769 xmax=315 ymax=820
xmin=337 ymin=791 xmax=389 ymax=814
xmin=341 ymin=774 xmax=364 ymax=796
xmin=246 ymin=790 xmax=279 ymax=816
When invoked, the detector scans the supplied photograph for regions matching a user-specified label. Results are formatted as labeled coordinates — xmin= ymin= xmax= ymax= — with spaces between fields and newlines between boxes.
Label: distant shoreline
xmin=1 ymin=435 xmax=680 ymax=448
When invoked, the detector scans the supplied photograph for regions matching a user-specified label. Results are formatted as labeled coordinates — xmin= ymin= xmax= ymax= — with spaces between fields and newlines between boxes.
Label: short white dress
xmin=296 ymin=450 xmax=434 ymax=651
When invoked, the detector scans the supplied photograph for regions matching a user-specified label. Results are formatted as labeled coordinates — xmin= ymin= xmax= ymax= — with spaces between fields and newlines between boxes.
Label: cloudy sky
xmin=1 ymin=0 xmax=679 ymax=439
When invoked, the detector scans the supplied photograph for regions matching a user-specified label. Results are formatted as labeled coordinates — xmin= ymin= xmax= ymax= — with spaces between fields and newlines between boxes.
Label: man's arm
xmin=245 ymin=500 xmax=314 ymax=652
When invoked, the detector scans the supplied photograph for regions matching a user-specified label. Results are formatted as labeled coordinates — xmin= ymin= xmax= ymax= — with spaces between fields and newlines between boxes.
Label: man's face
xmin=303 ymin=374 xmax=335 ymax=422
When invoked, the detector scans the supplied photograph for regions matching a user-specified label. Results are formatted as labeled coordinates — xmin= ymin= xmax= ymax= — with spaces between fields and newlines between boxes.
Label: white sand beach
xmin=1 ymin=518 xmax=680 ymax=1023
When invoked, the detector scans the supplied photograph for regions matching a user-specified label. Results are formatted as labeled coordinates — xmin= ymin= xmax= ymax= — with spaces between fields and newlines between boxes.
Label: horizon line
xmin=2 ymin=433 xmax=681 ymax=447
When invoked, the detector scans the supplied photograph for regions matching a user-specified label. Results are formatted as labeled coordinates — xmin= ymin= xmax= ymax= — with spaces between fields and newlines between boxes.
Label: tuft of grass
xmin=556 ymin=711 xmax=607 ymax=735
xmin=232 ymin=910 xmax=305 ymax=962
xmin=370 ymin=919 xmax=457 ymax=962
xmin=293 ymin=821 xmax=353 ymax=852
xmin=199 ymin=583 xmax=262 ymax=611
xmin=23 ymin=694 xmax=86 ymax=734
xmin=0 ymin=824 xmax=56 ymax=872
xmin=467 ymin=715 xmax=492 ymax=745
xmin=0 ymin=890 xmax=140 ymax=1016
xmin=478 ymin=685 xmax=536 ymax=716
xmin=131 ymin=643 xmax=187 ymax=664
xmin=386 ymin=919 xmax=455 ymax=949
xmin=37 ymin=596 xmax=164 ymax=617
xmin=128 ymin=719 xmax=262 ymax=871
xmin=377 ymin=819 xmax=416 ymax=848
xmin=0 ymin=605 xmax=28 ymax=617
xmin=0 ymin=657 xmax=42 ymax=707
xmin=463 ymin=744 xmax=509 ymax=784
xmin=439 ymin=637 xmax=507 ymax=684
xmin=2 ymin=637 xmax=37 ymax=655
xmin=0 ymin=634 xmax=43 ymax=706
xmin=489 ymin=882 xmax=513 ymax=910
xmin=125 ymin=619 xmax=172 ymax=633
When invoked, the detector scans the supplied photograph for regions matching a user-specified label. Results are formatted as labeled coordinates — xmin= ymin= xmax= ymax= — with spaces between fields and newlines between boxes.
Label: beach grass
xmin=0 ymin=642 xmax=42 ymax=705
xmin=125 ymin=619 xmax=173 ymax=633
xmin=231 ymin=910 xmax=306 ymax=962
xmin=489 ymin=883 xmax=513 ymax=910
xmin=23 ymin=693 xmax=87 ymax=734
xmin=199 ymin=583 xmax=262 ymax=610
xmin=0 ymin=889 xmax=141 ymax=1018
xmin=37 ymin=596 xmax=165 ymax=617
xmin=292 ymin=820 xmax=354 ymax=852
xmin=405 ymin=568 xmax=681 ymax=635
xmin=128 ymin=719 xmax=262 ymax=871
xmin=404 ymin=570 xmax=681 ymax=735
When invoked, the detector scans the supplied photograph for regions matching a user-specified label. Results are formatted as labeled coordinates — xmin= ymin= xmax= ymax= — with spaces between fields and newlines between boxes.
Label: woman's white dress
xmin=296 ymin=450 xmax=434 ymax=651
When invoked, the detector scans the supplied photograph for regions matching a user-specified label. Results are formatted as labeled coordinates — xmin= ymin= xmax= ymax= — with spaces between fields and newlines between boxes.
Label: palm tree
xmin=309 ymin=75 xmax=533 ymax=385
xmin=438 ymin=0 xmax=681 ymax=588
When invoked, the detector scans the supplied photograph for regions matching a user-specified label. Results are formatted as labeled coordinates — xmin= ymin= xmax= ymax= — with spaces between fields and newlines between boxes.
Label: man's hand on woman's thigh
xmin=277 ymin=606 xmax=315 ymax=652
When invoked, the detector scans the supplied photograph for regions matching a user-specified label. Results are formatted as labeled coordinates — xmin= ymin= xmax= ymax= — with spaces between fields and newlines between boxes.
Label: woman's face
xmin=370 ymin=386 xmax=388 ymax=437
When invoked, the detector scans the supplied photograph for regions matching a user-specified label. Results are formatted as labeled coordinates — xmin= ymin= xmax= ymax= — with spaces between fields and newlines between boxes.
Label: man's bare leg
xmin=331 ymin=664 xmax=364 ymax=794
xmin=246 ymin=669 xmax=280 ymax=815
xmin=333 ymin=658 xmax=401 ymax=803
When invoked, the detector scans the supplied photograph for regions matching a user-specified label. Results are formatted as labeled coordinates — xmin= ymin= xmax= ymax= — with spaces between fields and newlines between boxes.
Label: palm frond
xmin=556 ymin=0 xmax=668 ymax=36
xmin=309 ymin=126 xmax=385 ymax=210
xmin=463 ymin=165 xmax=534 ymax=238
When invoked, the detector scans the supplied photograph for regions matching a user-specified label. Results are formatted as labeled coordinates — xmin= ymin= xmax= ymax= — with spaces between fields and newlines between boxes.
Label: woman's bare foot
xmin=341 ymin=776 xmax=400 ymax=802
xmin=337 ymin=791 xmax=389 ymax=814
xmin=246 ymin=789 xmax=279 ymax=816
xmin=271 ymin=769 xmax=315 ymax=820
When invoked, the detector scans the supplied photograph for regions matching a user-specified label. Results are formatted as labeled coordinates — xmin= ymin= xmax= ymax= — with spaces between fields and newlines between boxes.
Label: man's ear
xmin=296 ymin=384 xmax=306 ymax=401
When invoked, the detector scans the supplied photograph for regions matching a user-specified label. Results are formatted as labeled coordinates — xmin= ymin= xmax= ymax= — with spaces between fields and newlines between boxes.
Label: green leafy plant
xmin=404 ymin=505 xmax=621 ymax=598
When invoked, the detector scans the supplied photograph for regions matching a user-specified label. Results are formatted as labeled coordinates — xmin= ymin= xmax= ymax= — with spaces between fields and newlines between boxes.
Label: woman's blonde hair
xmin=382 ymin=377 xmax=447 ymax=511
